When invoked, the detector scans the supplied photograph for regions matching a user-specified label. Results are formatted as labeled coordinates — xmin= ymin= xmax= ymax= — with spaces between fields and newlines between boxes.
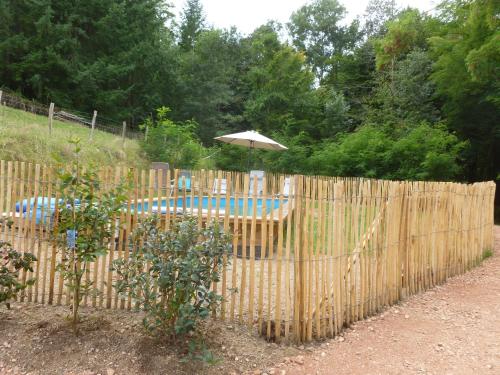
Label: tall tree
xmin=179 ymin=0 xmax=206 ymax=51
xmin=243 ymin=24 xmax=317 ymax=137
xmin=175 ymin=28 xmax=242 ymax=144
xmin=327 ymin=41 xmax=377 ymax=127
xmin=373 ymin=8 xmax=433 ymax=71
xmin=0 ymin=0 xmax=76 ymax=104
xmin=0 ymin=0 xmax=178 ymax=126
xmin=367 ymin=48 xmax=440 ymax=127
xmin=287 ymin=0 xmax=361 ymax=82
xmin=363 ymin=0 xmax=399 ymax=37
xmin=72 ymin=0 xmax=179 ymax=124
xmin=429 ymin=0 xmax=499 ymax=182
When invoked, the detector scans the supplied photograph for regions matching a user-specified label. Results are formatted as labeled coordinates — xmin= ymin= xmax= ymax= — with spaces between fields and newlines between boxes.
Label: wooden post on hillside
xmin=0 ymin=91 xmax=3 ymax=126
xmin=121 ymin=121 xmax=126 ymax=147
xmin=48 ymin=102 xmax=54 ymax=135
xmin=89 ymin=110 xmax=97 ymax=140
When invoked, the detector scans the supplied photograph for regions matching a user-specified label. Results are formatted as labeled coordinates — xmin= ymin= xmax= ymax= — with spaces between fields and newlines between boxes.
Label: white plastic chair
xmin=212 ymin=178 xmax=227 ymax=195
xmin=249 ymin=170 xmax=264 ymax=196
xmin=281 ymin=177 xmax=294 ymax=197
xmin=276 ymin=177 xmax=293 ymax=198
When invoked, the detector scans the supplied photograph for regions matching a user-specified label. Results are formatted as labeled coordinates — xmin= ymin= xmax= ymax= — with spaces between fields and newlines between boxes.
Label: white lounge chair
xmin=249 ymin=170 xmax=264 ymax=196
xmin=283 ymin=177 xmax=294 ymax=197
xmin=275 ymin=177 xmax=293 ymax=198
xmin=212 ymin=178 xmax=227 ymax=195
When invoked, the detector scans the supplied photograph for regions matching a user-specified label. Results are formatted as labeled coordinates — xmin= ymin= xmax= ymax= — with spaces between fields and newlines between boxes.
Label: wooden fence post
xmin=122 ymin=121 xmax=126 ymax=146
xmin=293 ymin=175 xmax=307 ymax=342
xmin=0 ymin=90 xmax=3 ymax=103
xmin=90 ymin=110 xmax=97 ymax=140
xmin=48 ymin=102 xmax=54 ymax=135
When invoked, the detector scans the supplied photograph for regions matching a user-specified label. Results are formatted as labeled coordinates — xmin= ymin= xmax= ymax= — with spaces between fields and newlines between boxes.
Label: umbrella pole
xmin=248 ymin=141 xmax=254 ymax=172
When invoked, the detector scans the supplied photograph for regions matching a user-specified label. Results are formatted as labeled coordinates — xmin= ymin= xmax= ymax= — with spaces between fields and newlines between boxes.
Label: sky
xmin=170 ymin=0 xmax=437 ymax=35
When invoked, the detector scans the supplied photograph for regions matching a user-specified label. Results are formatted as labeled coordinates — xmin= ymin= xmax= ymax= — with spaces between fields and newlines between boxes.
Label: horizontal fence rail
xmin=0 ymin=160 xmax=495 ymax=343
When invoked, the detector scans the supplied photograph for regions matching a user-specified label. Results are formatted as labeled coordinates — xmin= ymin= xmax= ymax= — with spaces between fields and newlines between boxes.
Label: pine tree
xmin=179 ymin=0 xmax=206 ymax=51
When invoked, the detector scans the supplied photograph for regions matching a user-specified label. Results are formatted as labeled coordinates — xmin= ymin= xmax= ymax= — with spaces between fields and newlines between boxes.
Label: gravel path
xmin=267 ymin=226 xmax=500 ymax=375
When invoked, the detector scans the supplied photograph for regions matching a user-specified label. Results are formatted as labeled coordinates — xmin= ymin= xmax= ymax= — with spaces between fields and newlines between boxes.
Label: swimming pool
xmin=132 ymin=196 xmax=286 ymax=217
xmin=10 ymin=196 xmax=287 ymax=224
xmin=13 ymin=197 xmax=58 ymax=224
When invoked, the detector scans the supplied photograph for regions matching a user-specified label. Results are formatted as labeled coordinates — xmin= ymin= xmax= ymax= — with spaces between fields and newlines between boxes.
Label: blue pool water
xmin=132 ymin=197 xmax=286 ymax=217
xmin=12 ymin=196 xmax=287 ymax=224
xmin=14 ymin=197 xmax=59 ymax=224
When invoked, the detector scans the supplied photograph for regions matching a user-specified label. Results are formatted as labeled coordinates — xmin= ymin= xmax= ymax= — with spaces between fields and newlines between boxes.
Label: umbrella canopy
xmin=214 ymin=130 xmax=287 ymax=151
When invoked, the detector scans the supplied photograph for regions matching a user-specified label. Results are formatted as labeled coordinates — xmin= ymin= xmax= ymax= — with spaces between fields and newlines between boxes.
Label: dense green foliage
xmin=428 ymin=0 xmax=499 ymax=183
xmin=141 ymin=107 xmax=205 ymax=169
xmin=0 ymin=239 xmax=37 ymax=309
xmin=54 ymin=140 xmax=128 ymax=329
xmin=113 ymin=216 xmax=231 ymax=337
xmin=1 ymin=0 xmax=498 ymax=186
xmin=309 ymin=123 xmax=466 ymax=180
xmin=0 ymin=0 xmax=176 ymax=123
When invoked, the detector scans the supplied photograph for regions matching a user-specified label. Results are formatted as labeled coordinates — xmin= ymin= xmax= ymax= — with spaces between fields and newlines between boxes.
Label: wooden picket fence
xmin=0 ymin=160 xmax=496 ymax=343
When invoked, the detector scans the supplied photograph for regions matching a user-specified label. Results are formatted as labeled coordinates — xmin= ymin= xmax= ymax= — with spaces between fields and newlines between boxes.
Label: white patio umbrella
xmin=214 ymin=130 xmax=287 ymax=170
xmin=214 ymin=130 xmax=288 ymax=151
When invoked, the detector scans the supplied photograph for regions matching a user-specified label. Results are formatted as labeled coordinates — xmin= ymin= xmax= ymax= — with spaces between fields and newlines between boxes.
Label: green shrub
xmin=113 ymin=216 xmax=232 ymax=338
xmin=0 ymin=241 xmax=37 ymax=309
xmin=54 ymin=139 xmax=129 ymax=329
xmin=140 ymin=107 xmax=205 ymax=169
xmin=309 ymin=122 xmax=466 ymax=180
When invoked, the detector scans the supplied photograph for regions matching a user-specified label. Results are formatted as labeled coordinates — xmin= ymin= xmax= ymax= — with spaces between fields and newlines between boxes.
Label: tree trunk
xmin=72 ymin=261 xmax=81 ymax=334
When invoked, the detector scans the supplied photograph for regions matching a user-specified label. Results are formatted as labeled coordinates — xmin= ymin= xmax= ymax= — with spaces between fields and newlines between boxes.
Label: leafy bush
xmin=141 ymin=107 xmax=206 ymax=169
xmin=54 ymin=139 xmax=129 ymax=329
xmin=308 ymin=126 xmax=392 ymax=178
xmin=0 ymin=241 xmax=37 ymax=309
xmin=113 ymin=216 xmax=231 ymax=338
xmin=309 ymin=122 xmax=466 ymax=181
xmin=386 ymin=123 xmax=467 ymax=181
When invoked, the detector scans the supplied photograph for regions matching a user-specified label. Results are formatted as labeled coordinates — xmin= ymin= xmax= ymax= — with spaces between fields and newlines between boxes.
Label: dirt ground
xmin=274 ymin=226 xmax=500 ymax=375
xmin=0 ymin=302 xmax=302 ymax=375
xmin=1 ymin=227 xmax=499 ymax=375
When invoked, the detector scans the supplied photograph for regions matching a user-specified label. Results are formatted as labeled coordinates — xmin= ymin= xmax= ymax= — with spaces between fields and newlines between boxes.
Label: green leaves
xmin=54 ymin=141 xmax=129 ymax=327
xmin=140 ymin=107 xmax=205 ymax=169
xmin=0 ymin=0 xmax=177 ymax=122
xmin=309 ymin=123 xmax=466 ymax=181
xmin=179 ymin=0 xmax=206 ymax=51
xmin=113 ymin=216 xmax=232 ymax=339
xmin=429 ymin=0 xmax=499 ymax=182
xmin=288 ymin=0 xmax=361 ymax=81
xmin=0 ymin=241 xmax=37 ymax=308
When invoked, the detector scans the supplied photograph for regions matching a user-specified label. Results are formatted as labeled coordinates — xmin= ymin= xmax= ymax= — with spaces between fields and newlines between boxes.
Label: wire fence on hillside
xmin=0 ymin=88 xmax=143 ymax=140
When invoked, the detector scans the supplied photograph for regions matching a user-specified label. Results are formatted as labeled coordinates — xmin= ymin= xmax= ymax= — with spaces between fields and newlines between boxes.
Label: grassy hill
xmin=0 ymin=105 xmax=148 ymax=168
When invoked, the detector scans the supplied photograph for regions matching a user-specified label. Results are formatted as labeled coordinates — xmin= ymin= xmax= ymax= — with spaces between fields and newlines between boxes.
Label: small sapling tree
xmin=54 ymin=139 xmax=128 ymax=330
xmin=113 ymin=216 xmax=231 ymax=340
xmin=0 ymin=239 xmax=37 ymax=309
